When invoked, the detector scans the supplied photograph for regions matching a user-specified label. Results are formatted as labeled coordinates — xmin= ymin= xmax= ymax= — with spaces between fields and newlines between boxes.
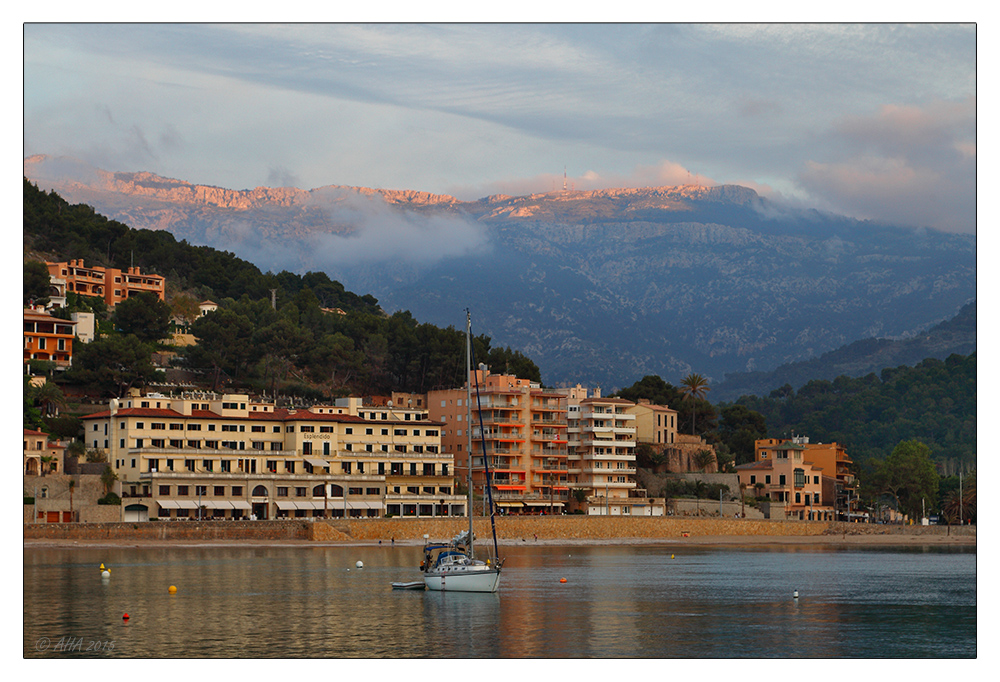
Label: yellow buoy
xmin=168 ymin=585 xmax=177 ymax=594
xmin=671 ymin=554 xmax=675 ymax=559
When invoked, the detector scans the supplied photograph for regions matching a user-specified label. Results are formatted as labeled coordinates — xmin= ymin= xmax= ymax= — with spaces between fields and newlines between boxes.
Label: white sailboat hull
xmin=424 ymin=567 xmax=501 ymax=593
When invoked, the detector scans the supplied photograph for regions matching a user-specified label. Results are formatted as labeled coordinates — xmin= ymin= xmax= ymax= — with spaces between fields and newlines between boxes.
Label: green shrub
xmin=24 ymin=496 xmax=35 ymax=505
xmin=98 ymin=492 xmax=121 ymax=505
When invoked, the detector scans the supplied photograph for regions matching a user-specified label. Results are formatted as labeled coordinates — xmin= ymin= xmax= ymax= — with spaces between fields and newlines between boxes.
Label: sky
xmin=22 ymin=21 xmax=977 ymax=233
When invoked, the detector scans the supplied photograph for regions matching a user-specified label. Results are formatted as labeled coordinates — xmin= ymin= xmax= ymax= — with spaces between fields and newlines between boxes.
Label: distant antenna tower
xmin=563 ymin=167 xmax=567 ymax=191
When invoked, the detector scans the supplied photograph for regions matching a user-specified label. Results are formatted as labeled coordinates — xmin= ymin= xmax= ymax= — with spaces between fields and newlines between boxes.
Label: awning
xmin=156 ymin=500 xmax=200 ymax=509
xmin=199 ymin=500 xmax=231 ymax=509
xmin=494 ymin=485 xmax=526 ymax=490
xmin=304 ymin=458 xmax=330 ymax=468
xmin=525 ymin=501 xmax=564 ymax=506
xmin=552 ymin=486 xmax=570 ymax=491
xmin=275 ymin=500 xmax=299 ymax=510
xmin=496 ymin=501 xmax=523 ymax=507
xmin=231 ymin=501 xmax=251 ymax=510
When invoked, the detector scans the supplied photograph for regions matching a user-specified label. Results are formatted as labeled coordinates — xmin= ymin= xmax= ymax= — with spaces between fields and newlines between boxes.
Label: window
xmin=151 ymin=439 xmax=164 ymax=448
xmin=425 ymin=429 xmax=438 ymax=437
xmin=423 ymin=463 xmax=435 ymax=476
xmin=214 ymin=486 xmax=225 ymax=496
xmin=169 ymin=423 xmax=183 ymax=430
xmin=813 ymin=476 xmax=820 ymax=485
xmin=273 ymin=426 xmax=281 ymax=433
xmin=208 ymin=424 xmax=216 ymax=431
xmin=220 ymin=460 xmax=231 ymax=473
xmin=750 ymin=475 xmax=756 ymax=484
xmin=381 ymin=428 xmax=389 ymax=436
xmin=300 ymin=426 xmax=314 ymax=433
xmin=765 ymin=475 xmax=771 ymax=484
xmin=779 ymin=475 xmax=786 ymax=486
xmin=177 ymin=486 xmax=189 ymax=496
xmin=303 ymin=442 xmax=312 ymax=455
xmin=345 ymin=427 xmax=353 ymax=435
xmin=409 ymin=463 xmax=418 ymax=476
xmin=277 ymin=487 xmax=289 ymax=497
xmin=349 ymin=487 xmax=363 ymax=495
xmin=251 ymin=425 xmax=265 ymax=433
xmin=169 ymin=440 xmax=182 ymax=448
xmin=365 ymin=428 xmax=373 ymax=435
xmin=203 ymin=459 xmax=213 ymax=471
xmin=285 ymin=461 xmax=296 ymax=474
xmin=295 ymin=487 xmax=307 ymax=497
xmin=366 ymin=487 xmax=381 ymax=496
xmin=187 ymin=424 xmax=201 ymax=431
xmin=151 ymin=423 xmax=165 ymax=430
xmin=187 ymin=440 xmax=200 ymax=449
xmin=136 ymin=422 xmax=145 ymax=429
xmin=232 ymin=486 xmax=243 ymax=496
xmin=320 ymin=426 xmax=333 ymax=433
xmin=341 ymin=462 xmax=352 ymax=474
xmin=159 ymin=485 xmax=170 ymax=495
xmin=222 ymin=424 xmax=238 ymax=432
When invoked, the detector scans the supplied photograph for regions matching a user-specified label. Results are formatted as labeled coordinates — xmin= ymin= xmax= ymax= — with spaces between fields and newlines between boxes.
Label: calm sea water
xmin=23 ymin=543 xmax=975 ymax=658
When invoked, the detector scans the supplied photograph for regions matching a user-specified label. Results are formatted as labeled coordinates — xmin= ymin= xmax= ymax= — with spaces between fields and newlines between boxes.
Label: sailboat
xmin=420 ymin=311 xmax=503 ymax=593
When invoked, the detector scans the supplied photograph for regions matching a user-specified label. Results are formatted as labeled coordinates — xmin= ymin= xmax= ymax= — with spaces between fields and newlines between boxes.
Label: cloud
xmin=307 ymin=194 xmax=491 ymax=267
xmin=797 ymin=98 xmax=975 ymax=233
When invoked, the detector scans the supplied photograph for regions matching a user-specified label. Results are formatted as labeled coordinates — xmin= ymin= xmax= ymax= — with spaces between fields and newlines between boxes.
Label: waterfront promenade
xmin=23 ymin=515 xmax=976 ymax=546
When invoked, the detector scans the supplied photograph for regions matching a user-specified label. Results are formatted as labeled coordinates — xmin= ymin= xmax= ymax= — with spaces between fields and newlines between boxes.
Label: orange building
xmin=427 ymin=370 xmax=569 ymax=514
xmin=737 ymin=440 xmax=831 ymax=520
xmin=46 ymin=259 xmax=165 ymax=308
xmin=24 ymin=308 xmax=77 ymax=367
xmin=755 ymin=437 xmax=856 ymax=519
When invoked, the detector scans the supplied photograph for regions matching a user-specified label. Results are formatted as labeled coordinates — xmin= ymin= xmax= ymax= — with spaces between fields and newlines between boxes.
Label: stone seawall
xmin=24 ymin=516 xmax=975 ymax=543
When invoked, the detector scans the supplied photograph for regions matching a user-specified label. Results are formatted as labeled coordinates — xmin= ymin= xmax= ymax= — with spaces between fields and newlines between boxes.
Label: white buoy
xmin=101 ymin=570 xmax=111 ymax=579
xmin=355 ymin=560 xmax=364 ymax=569
xmin=793 ymin=590 xmax=799 ymax=599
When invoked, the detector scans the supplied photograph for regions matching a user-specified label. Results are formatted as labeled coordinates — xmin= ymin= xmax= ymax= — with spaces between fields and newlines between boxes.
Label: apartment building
xmin=736 ymin=440 xmax=832 ymax=520
xmin=556 ymin=386 xmax=650 ymax=515
xmin=46 ymin=259 xmax=165 ymax=308
xmin=427 ymin=370 xmax=569 ymax=514
xmin=80 ymin=391 xmax=463 ymax=521
xmin=24 ymin=308 xmax=77 ymax=367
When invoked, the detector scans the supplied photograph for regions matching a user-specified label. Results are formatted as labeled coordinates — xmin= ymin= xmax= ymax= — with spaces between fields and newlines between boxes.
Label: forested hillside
xmin=23 ymin=179 xmax=540 ymax=398
xmin=732 ymin=353 xmax=975 ymax=474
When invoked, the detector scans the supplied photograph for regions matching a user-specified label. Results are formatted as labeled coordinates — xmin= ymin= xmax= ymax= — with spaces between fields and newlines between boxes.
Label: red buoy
xmin=123 ymin=613 xmax=130 ymax=621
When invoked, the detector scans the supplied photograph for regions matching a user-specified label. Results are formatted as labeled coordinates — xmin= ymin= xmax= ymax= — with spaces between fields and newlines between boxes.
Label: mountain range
xmin=24 ymin=155 xmax=976 ymax=392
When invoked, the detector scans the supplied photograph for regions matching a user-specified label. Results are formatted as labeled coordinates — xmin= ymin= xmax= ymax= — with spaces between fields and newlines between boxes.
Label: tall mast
xmin=465 ymin=310 xmax=475 ymax=556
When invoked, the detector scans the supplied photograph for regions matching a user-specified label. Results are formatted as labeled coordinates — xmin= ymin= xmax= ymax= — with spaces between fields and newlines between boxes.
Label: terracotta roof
xmin=23 ymin=428 xmax=47 ymax=436
xmin=580 ymin=397 xmax=635 ymax=405
xmin=736 ymin=460 xmax=773 ymax=471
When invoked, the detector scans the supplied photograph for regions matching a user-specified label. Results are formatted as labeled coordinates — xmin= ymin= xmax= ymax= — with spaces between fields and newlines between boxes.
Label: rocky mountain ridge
xmin=24 ymin=155 xmax=976 ymax=391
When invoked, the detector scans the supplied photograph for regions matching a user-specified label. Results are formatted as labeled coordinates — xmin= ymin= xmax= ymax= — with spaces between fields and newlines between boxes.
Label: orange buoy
xmin=559 ymin=578 xmax=568 ymax=583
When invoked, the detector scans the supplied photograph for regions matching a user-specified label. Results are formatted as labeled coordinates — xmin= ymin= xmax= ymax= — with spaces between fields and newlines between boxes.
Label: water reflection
xmin=24 ymin=544 xmax=975 ymax=658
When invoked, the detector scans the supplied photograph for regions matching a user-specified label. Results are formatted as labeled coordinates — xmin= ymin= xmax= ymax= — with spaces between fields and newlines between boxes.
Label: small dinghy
xmin=391 ymin=581 xmax=426 ymax=590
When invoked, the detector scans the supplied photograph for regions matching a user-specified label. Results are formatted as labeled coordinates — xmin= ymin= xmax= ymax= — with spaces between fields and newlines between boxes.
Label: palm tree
xmin=680 ymin=373 xmax=710 ymax=435
xmin=30 ymin=380 xmax=67 ymax=418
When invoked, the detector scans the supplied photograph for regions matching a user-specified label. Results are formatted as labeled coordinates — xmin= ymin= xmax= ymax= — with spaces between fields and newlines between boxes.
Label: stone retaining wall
xmin=24 ymin=516 xmax=976 ymax=542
